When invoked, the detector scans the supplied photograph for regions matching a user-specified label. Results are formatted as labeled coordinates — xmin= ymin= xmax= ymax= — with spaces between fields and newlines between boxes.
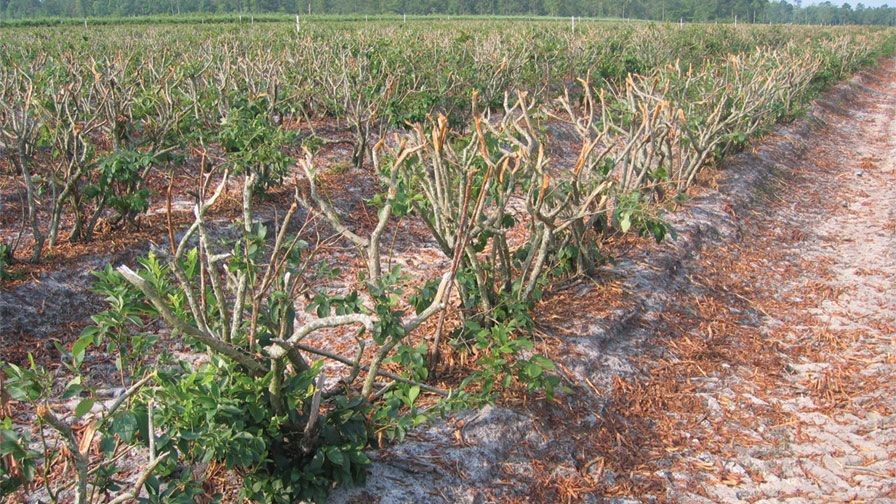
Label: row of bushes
xmin=2 ymin=21 xmax=894 ymax=502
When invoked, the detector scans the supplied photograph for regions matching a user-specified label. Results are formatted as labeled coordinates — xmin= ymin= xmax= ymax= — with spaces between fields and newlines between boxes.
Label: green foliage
xmin=75 ymin=265 xmax=157 ymax=380
xmin=2 ymin=359 xmax=52 ymax=405
xmin=0 ymin=417 xmax=38 ymax=495
xmin=1 ymin=360 xmax=51 ymax=495
xmin=369 ymin=380 xmax=429 ymax=445
xmin=457 ymin=315 xmax=561 ymax=401
xmin=219 ymin=99 xmax=293 ymax=191
xmin=146 ymin=358 xmax=369 ymax=503
xmin=51 ymin=251 xmax=375 ymax=502
xmin=613 ymin=192 xmax=675 ymax=243
xmin=85 ymin=149 xmax=154 ymax=227
xmin=2 ymin=16 xmax=892 ymax=504
xmin=0 ymin=243 xmax=13 ymax=281
xmin=370 ymin=156 xmax=423 ymax=218
xmin=592 ymin=43 xmax=645 ymax=82
xmin=384 ymin=91 xmax=441 ymax=127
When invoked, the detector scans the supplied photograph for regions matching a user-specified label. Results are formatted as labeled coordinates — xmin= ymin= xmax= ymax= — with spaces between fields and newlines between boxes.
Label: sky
xmin=800 ymin=0 xmax=893 ymax=5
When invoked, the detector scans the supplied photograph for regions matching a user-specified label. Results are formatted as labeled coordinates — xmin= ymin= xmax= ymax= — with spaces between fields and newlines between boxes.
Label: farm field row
xmin=1 ymin=19 xmax=894 ymax=502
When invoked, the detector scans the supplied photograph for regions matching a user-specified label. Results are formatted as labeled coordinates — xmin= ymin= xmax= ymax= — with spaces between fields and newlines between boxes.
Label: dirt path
xmin=331 ymin=61 xmax=896 ymax=503
xmin=656 ymin=61 xmax=896 ymax=502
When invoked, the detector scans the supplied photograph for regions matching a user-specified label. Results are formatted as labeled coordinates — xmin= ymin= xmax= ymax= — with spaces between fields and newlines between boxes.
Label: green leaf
xmin=530 ymin=355 xmax=555 ymax=370
xmin=526 ymin=364 xmax=543 ymax=378
xmin=62 ymin=382 xmax=85 ymax=400
xmin=326 ymin=448 xmax=345 ymax=466
xmin=71 ymin=333 xmax=94 ymax=368
xmin=619 ymin=214 xmax=632 ymax=233
xmin=111 ymin=412 xmax=138 ymax=443
xmin=407 ymin=386 xmax=420 ymax=405
xmin=100 ymin=434 xmax=117 ymax=455
xmin=75 ymin=398 xmax=95 ymax=418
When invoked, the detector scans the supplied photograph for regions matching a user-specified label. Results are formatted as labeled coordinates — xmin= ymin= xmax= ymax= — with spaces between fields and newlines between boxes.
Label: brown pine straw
xmin=499 ymin=105 xmax=895 ymax=500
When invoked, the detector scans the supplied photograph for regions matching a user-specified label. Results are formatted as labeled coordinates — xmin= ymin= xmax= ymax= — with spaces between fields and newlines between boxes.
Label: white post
xmin=734 ymin=15 xmax=737 ymax=26
xmin=295 ymin=14 xmax=300 ymax=33
xmin=571 ymin=15 xmax=576 ymax=31
xmin=403 ymin=13 xmax=407 ymax=23
xmin=679 ymin=17 xmax=683 ymax=27
xmin=84 ymin=18 xmax=88 ymax=29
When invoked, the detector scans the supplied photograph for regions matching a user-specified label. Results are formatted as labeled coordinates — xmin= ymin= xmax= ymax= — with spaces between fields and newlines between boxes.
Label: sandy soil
xmin=3 ymin=57 xmax=894 ymax=504
xmin=330 ymin=61 xmax=896 ymax=503
xmin=661 ymin=60 xmax=896 ymax=503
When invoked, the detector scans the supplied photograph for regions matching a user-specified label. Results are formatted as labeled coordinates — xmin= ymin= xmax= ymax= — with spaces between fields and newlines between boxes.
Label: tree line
xmin=0 ymin=0 xmax=894 ymax=26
